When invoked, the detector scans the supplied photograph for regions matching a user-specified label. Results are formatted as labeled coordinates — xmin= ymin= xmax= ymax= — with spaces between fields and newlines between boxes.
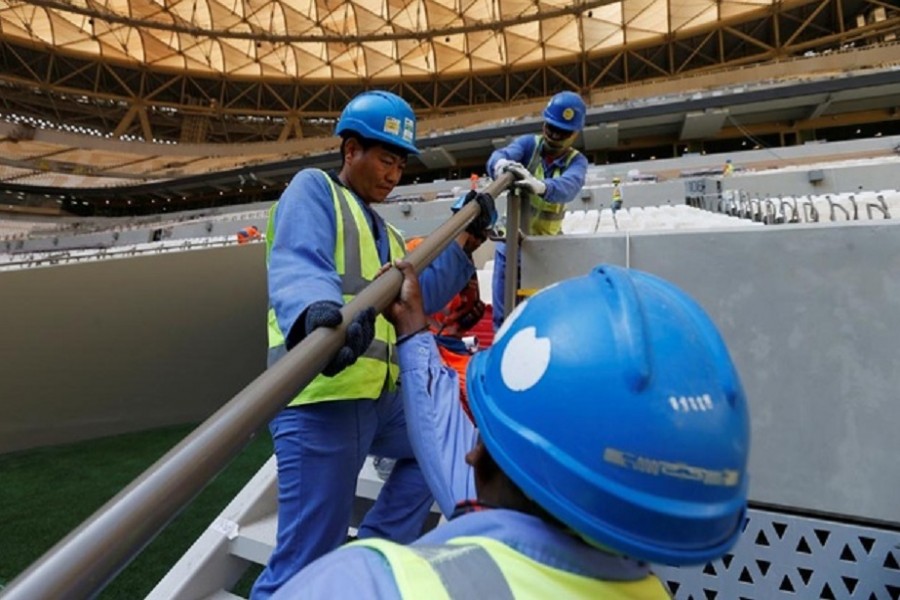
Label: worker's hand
xmin=452 ymin=190 xmax=497 ymax=235
xmin=492 ymin=159 xmax=523 ymax=180
xmin=457 ymin=231 xmax=485 ymax=255
xmin=507 ymin=166 xmax=547 ymax=196
xmin=304 ymin=301 xmax=376 ymax=376
xmin=303 ymin=300 xmax=343 ymax=335
xmin=383 ymin=261 xmax=428 ymax=337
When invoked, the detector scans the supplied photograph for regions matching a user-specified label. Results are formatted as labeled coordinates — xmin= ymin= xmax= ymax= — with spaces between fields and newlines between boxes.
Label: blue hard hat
xmin=466 ymin=264 xmax=750 ymax=566
xmin=542 ymin=91 xmax=586 ymax=132
xmin=335 ymin=91 xmax=419 ymax=155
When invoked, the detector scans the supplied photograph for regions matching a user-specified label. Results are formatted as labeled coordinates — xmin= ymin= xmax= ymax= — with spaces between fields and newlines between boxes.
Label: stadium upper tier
xmin=1 ymin=58 xmax=899 ymax=216
xmin=0 ymin=0 xmax=896 ymax=148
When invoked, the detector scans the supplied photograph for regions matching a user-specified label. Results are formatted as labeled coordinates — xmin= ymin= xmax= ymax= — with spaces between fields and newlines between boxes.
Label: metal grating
xmin=654 ymin=508 xmax=900 ymax=600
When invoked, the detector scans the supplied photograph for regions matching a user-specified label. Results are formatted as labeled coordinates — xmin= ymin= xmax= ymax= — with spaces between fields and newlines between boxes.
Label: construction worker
xmin=611 ymin=176 xmax=624 ymax=213
xmin=486 ymin=91 xmax=589 ymax=330
xmin=723 ymin=158 xmax=735 ymax=177
xmin=254 ymin=90 xmax=495 ymax=599
xmin=236 ymin=224 xmax=261 ymax=244
xmin=273 ymin=262 xmax=751 ymax=599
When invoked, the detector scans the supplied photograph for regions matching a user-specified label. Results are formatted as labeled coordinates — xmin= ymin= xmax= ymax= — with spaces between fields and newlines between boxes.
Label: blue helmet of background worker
xmin=335 ymin=91 xmax=419 ymax=156
xmin=543 ymin=91 xmax=587 ymax=130
xmin=467 ymin=264 xmax=751 ymax=566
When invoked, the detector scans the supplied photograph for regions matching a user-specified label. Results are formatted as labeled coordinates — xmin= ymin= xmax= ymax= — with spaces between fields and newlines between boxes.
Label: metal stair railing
xmin=0 ymin=172 xmax=515 ymax=600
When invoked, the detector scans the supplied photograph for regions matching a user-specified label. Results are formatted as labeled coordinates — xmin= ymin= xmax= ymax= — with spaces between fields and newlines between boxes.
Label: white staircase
xmin=147 ymin=457 xmax=413 ymax=599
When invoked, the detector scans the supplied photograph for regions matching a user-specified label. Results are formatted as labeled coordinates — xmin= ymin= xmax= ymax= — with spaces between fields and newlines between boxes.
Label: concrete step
xmin=202 ymin=591 xmax=245 ymax=600
xmin=230 ymin=514 xmax=276 ymax=566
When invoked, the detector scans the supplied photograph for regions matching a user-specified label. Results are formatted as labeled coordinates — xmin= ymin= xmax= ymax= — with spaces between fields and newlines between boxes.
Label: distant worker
xmin=723 ymin=158 xmax=735 ymax=177
xmin=274 ymin=262 xmax=751 ymax=599
xmin=611 ymin=176 xmax=624 ymax=213
xmin=254 ymin=90 xmax=495 ymax=599
xmin=470 ymin=172 xmax=480 ymax=190
xmin=486 ymin=91 xmax=589 ymax=330
xmin=236 ymin=224 xmax=261 ymax=244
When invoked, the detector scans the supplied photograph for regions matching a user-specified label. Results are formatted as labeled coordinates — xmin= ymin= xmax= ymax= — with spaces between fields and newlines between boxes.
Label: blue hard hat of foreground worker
xmin=543 ymin=91 xmax=587 ymax=132
xmin=335 ymin=91 xmax=419 ymax=156
xmin=466 ymin=264 xmax=751 ymax=566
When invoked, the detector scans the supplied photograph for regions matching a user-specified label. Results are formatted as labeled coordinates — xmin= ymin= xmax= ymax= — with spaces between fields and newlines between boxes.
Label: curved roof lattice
xmin=2 ymin=0 xmax=778 ymax=80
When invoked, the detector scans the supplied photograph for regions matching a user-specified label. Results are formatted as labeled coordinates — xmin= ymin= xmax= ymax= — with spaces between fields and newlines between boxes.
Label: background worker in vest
xmin=485 ymin=91 xmax=589 ymax=330
xmin=254 ymin=90 xmax=495 ymax=599
xmin=236 ymin=224 xmax=261 ymax=244
xmin=611 ymin=175 xmax=624 ymax=213
xmin=723 ymin=158 xmax=735 ymax=177
xmin=273 ymin=261 xmax=751 ymax=599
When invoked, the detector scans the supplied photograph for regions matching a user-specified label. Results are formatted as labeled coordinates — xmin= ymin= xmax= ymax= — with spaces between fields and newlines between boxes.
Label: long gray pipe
xmin=1 ymin=172 xmax=515 ymax=600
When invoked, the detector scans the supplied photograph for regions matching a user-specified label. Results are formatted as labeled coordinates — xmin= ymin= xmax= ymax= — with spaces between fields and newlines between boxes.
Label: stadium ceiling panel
xmin=0 ymin=0 xmax=809 ymax=80
xmin=1 ymin=0 xmax=894 ymax=140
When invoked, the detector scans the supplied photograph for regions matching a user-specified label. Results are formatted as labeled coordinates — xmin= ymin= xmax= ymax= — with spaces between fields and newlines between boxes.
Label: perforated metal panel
xmin=654 ymin=508 xmax=900 ymax=600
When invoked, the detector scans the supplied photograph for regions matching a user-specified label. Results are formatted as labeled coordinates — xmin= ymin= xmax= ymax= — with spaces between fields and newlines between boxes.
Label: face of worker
xmin=542 ymin=123 xmax=577 ymax=155
xmin=343 ymin=139 xmax=408 ymax=204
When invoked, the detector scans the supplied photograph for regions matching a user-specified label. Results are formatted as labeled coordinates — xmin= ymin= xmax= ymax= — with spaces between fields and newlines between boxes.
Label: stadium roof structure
xmin=0 ymin=0 xmax=897 ymax=215
xmin=1 ymin=0 xmax=896 ymax=143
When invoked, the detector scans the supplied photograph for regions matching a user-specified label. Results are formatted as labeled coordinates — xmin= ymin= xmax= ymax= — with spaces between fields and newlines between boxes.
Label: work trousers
xmin=250 ymin=391 xmax=434 ymax=600
xmin=491 ymin=242 xmax=521 ymax=331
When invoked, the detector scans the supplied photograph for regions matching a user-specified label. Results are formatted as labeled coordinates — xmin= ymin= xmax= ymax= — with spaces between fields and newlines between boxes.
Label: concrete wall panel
xmin=520 ymin=220 xmax=900 ymax=524
xmin=0 ymin=244 xmax=267 ymax=453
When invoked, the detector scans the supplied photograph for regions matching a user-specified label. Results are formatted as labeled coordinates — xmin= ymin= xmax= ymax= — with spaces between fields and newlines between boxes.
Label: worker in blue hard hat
xmin=273 ymin=262 xmax=751 ymax=599
xmin=253 ymin=90 xmax=495 ymax=599
xmin=486 ymin=91 xmax=590 ymax=330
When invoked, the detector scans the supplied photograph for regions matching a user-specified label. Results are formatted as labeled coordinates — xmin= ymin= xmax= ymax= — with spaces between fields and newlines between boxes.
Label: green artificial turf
xmin=0 ymin=424 xmax=273 ymax=598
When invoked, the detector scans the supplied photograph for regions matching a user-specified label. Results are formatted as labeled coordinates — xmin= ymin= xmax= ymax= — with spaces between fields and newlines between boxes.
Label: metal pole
xmin=503 ymin=187 xmax=524 ymax=321
xmin=1 ymin=173 xmax=515 ymax=600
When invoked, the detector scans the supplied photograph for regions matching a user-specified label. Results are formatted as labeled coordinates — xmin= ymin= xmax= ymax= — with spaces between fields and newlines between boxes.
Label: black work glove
xmin=300 ymin=301 xmax=377 ymax=377
xmin=452 ymin=190 xmax=497 ymax=236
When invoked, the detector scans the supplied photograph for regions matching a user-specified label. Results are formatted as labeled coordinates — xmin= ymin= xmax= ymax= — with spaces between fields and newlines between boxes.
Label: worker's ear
xmin=343 ymin=137 xmax=364 ymax=164
xmin=466 ymin=438 xmax=505 ymax=499
xmin=465 ymin=439 xmax=486 ymax=469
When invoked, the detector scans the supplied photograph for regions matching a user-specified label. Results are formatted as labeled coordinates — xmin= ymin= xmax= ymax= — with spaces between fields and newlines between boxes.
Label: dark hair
xmin=339 ymin=131 xmax=409 ymax=167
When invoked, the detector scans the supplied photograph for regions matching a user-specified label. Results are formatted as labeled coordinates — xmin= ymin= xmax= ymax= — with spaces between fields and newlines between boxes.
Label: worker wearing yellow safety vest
xmin=273 ymin=262 xmax=751 ymax=599
xmin=253 ymin=91 xmax=495 ymax=600
xmin=723 ymin=158 xmax=735 ymax=177
xmin=611 ymin=176 xmax=624 ymax=213
xmin=486 ymin=91 xmax=589 ymax=330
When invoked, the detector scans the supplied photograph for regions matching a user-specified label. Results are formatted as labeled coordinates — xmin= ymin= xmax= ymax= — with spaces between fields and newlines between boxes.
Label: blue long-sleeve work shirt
xmin=271 ymin=334 xmax=655 ymax=599
xmin=487 ymin=135 xmax=589 ymax=205
xmin=267 ymin=169 xmax=475 ymax=344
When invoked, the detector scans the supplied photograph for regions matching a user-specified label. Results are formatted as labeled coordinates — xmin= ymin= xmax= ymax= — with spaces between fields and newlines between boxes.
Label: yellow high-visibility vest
xmin=524 ymin=135 xmax=580 ymax=236
xmin=353 ymin=536 xmax=671 ymax=599
xmin=265 ymin=170 xmax=405 ymax=405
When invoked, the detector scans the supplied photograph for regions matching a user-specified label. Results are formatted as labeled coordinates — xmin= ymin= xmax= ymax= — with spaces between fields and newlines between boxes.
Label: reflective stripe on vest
xmin=353 ymin=535 xmax=672 ymax=600
xmin=265 ymin=170 xmax=405 ymax=405
xmin=525 ymin=135 xmax=579 ymax=236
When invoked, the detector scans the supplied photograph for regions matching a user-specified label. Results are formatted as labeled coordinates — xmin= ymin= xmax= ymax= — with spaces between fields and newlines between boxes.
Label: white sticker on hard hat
xmin=403 ymin=117 xmax=415 ymax=142
xmin=500 ymin=327 xmax=551 ymax=392
xmin=383 ymin=116 xmax=401 ymax=135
